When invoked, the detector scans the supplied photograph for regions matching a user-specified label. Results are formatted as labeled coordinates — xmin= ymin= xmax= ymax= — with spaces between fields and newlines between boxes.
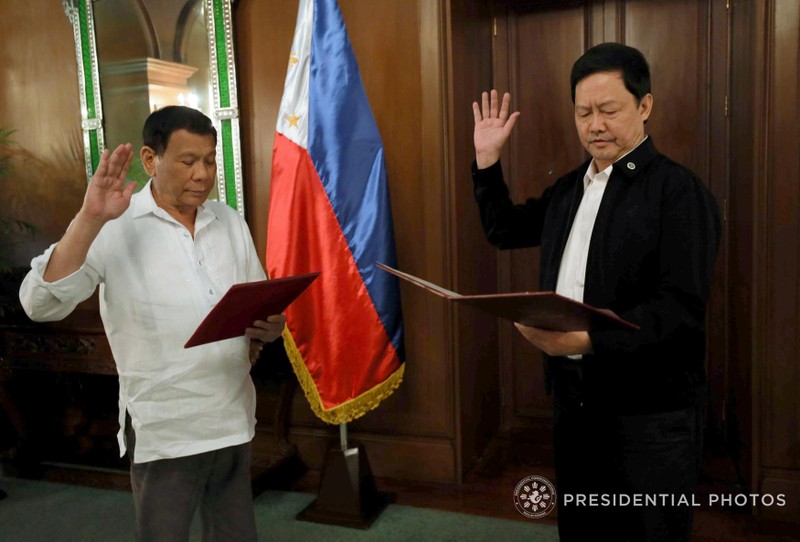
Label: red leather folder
xmin=184 ymin=272 xmax=320 ymax=348
xmin=377 ymin=263 xmax=638 ymax=332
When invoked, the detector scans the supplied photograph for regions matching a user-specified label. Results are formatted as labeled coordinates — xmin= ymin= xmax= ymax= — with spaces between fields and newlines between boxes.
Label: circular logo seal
xmin=513 ymin=475 xmax=557 ymax=519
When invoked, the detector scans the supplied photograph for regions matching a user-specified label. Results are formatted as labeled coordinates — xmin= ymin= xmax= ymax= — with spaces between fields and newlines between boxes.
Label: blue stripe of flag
xmin=307 ymin=0 xmax=404 ymax=359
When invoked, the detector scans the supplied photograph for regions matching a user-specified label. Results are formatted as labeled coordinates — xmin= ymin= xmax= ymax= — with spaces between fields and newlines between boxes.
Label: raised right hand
xmin=42 ymin=144 xmax=135 ymax=283
xmin=80 ymin=143 xmax=136 ymax=224
xmin=472 ymin=90 xmax=520 ymax=169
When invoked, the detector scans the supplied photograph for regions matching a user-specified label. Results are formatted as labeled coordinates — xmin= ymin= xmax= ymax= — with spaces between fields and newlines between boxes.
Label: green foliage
xmin=0 ymin=128 xmax=36 ymax=321
xmin=0 ymin=128 xmax=14 ymax=178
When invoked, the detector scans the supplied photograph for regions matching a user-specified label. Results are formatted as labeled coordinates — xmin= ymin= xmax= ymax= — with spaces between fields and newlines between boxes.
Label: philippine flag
xmin=266 ymin=0 xmax=405 ymax=424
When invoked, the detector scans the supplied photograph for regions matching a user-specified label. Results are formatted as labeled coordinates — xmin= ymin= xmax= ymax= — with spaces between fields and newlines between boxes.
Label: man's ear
xmin=141 ymin=146 xmax=157 ymax=177
xmin=639 ymin=93 xmax=653 ymax=123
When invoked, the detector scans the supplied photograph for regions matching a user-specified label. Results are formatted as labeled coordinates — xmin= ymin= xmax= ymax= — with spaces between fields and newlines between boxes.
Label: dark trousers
xmin=125 ymin=415 xmax=257 ymax=542
xmin=553 ymin=406 xmax=702 ymax=542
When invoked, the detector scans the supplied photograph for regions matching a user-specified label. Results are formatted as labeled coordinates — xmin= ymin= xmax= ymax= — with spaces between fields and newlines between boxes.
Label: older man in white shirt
xmin=19 ymin=106 xmax=284 ymax=542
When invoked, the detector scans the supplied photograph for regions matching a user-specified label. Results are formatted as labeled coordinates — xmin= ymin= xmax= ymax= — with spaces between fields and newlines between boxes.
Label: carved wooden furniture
xmin=0 ymin=303 xmax=301 ymax=488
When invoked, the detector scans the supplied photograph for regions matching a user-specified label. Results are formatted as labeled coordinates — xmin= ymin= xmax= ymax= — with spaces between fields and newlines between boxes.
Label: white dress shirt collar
xmin=131 ymin=180 xmax=219 ymax=234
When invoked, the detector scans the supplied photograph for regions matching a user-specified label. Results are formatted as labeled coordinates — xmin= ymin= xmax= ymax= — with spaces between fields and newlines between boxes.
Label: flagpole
xmin=339 ymin=422 xmax=348 ymax=451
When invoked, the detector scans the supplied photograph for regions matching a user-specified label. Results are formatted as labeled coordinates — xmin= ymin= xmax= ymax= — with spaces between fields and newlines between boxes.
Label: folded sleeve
xmin=19 ymin=242 xmax=102 ymax=322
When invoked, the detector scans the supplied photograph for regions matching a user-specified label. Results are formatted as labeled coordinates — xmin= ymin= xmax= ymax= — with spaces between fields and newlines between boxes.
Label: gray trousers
xmin=125 ymin=414 xmax=258 ymax=542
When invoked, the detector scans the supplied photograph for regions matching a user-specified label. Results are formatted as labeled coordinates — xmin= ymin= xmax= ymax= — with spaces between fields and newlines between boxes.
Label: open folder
xmin=377 ymin=263 xmax=637 ymax=332
xmin=184 ymin=272 xmax=320 ymax=348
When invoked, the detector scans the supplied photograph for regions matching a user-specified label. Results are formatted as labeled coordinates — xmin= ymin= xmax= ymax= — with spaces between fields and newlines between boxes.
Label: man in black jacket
xmin=472 ymin=43 xmax=721 ymax=541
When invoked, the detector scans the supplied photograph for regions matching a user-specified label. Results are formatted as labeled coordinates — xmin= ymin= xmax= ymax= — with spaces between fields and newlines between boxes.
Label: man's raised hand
xmin=81 ymin=143 xmax=136 ymax=224
xmin=472 ymin=90 xmax=520 ymax=169
xmin=42 ymin=143 xmax=135 ymax=283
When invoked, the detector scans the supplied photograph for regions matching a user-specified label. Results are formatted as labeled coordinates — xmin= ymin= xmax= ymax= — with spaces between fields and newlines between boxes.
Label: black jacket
xmin=472 ymin=137 xmax=721 ymax=414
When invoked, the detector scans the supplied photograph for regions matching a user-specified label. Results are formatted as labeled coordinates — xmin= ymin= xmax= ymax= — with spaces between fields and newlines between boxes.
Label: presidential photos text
xmin=562 ymin=493 xmax=787 ymax=508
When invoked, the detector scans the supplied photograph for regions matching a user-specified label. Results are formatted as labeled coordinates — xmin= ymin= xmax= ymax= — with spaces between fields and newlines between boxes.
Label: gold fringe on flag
xmin=280 ymin=327 xmax=404 ymax=425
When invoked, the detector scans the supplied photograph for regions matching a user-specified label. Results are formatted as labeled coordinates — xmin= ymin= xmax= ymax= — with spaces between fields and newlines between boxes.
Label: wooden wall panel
xmin=763 ymin=0 xmax=800 ymax=477
xmin=446 ymin=0 xmax=500 ymax=477
xmin=728 ymin=0 xmax=762 ymax=501
xmin=624 ymin=0 xmax=710 ymax=178
xmin=703 ymin=0 xmax=731 ymax=472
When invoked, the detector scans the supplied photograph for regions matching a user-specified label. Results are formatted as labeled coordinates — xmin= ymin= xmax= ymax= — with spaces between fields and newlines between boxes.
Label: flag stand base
xmin=296 ymin=443 xmax=394 ymax=529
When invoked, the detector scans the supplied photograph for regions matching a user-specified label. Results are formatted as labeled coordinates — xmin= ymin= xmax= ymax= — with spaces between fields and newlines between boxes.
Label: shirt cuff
xmin=471 ymin=159 xmax=503 ymax=185
xmin=28 ymin=243 xmax=98 ymax=303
